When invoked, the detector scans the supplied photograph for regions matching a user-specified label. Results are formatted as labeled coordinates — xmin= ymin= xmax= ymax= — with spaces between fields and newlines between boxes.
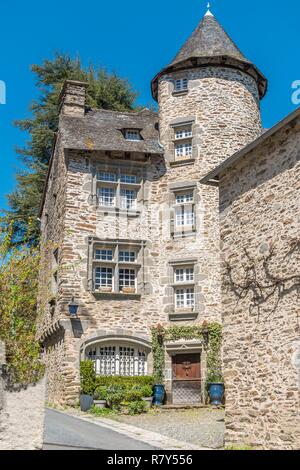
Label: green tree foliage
xmin=0 ymin=227 xmax=45 ymax=386
xmin=2 ymin=54 xmax=137 ymax=246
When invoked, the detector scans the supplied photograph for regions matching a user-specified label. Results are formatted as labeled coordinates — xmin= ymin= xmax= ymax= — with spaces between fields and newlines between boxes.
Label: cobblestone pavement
xmin=112 ymin=407 xmax=225 ymax=449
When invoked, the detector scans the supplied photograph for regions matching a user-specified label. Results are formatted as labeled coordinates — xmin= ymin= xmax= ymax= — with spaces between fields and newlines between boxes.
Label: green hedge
xmin=80 ymin=360 xmax=154 ymax=396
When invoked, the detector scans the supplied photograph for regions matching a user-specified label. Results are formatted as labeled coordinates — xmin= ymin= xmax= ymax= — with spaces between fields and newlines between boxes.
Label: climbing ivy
xmin=151 ymin=322 xmax=223 ymax=386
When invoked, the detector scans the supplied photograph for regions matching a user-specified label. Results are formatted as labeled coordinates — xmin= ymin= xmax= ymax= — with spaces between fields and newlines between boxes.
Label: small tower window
xmin=174 ymin=78 xmax=188 ymax=92
xmin=125 ymin=130 xmax=142 ymax=141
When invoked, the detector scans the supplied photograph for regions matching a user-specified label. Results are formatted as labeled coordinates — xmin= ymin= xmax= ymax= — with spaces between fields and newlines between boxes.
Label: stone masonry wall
xmin=219 ymin=118 xmax=300 ymax=449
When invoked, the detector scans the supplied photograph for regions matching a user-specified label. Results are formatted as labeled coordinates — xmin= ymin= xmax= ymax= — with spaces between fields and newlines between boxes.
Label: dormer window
xmin=174 ymin=78 xmax=188 ymax=92
xmin=125 ymin=130 xmax=142 ymax=141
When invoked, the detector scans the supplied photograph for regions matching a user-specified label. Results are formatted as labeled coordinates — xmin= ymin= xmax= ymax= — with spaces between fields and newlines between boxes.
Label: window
xmin=174 ymin=78 xmax=188 ymax=92
xmin=94 ymin=267 xmax=113 ymax=290
xmin=98 ymin=187 xmax=115 ymax=207
xmin=120 ymin=174 xmax=138 ymax=184
xmin=175 ymin=127 xmax=192 ymax=140
xmin=176 ymin=193 xmax=193 ymax=204
xmin=175 ymin=288 xmax=195 ymax=309
xmin=86 ymin=343 xmax=148 ymax=376
xmin=171 ymin=190 xmax=196 ymax=236
xmin=91 ymin=240 xmax=142 ymax=294
xmin=95 ymin=249 xmax=113 ymax=261
xmin=125 ymin=130 xmax=142 ymax=141
xmin=119 ymin=251 xmax=136 ymax=263
xmin=175 ymin=267 xmax=194 ymax=283
xmin=119 ymin=268 xmax=136 ymax=292
xmin=120 ymin=189 xmax=137 ymax=210
xmin=175 ymin=142 xmax=192 ymax=159
xmin=98 ymin=172 xmax=117 ymax=182
xmin=96 ymin=167 xmax=141 ymax=211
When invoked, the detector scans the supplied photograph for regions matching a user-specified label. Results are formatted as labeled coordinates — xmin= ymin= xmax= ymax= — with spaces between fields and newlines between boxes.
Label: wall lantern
xmin=68 ymin=297 xmax=79 ymax=318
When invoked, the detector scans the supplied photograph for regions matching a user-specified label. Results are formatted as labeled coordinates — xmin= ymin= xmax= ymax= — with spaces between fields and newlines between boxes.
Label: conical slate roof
xmin=171 ymin=12 xmax=250 ymax=66
xmin=151 ymin=11 xmax=267 ymax=100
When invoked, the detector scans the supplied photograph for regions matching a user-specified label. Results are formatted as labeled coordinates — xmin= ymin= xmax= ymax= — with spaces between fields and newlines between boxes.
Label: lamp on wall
xmin=68 ymin=297 xmax=79 ymax=318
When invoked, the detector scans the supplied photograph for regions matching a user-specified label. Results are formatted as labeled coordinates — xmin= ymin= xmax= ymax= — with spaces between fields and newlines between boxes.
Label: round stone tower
xmin=151 ymin=8 xmax=268 ymax=176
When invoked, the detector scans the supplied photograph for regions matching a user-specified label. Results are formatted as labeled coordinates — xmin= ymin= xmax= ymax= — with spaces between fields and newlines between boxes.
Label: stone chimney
xmin=59 ymin=80 xmax=88 ymax=117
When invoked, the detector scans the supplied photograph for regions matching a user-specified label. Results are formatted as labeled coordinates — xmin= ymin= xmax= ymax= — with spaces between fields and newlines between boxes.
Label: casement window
xmin=175 ymin=142 xmax=192 ymax=159
xmin=95 ymin=249 xmax=113 ymax=261
xmin=94 ymin=267 xmax=113 ymax=289
xmin=120 ymin=174 xmax=138 ymax=184
xmin=86 ymin=343 xmax=148 ymax=377
xmin=175 ymin=192 xmax=195 ymax=228
xmin=91 ymin=241 xmax=142 ymax=294
xmin=175 ymin=267 xmax=194 ymax=283
xmin=124 ymin=129 xmax=142 ymax=141
xmin=96 ymin=168 xmax=141 ymax=212
xmin=175 ymin=288 xmax=195 ymax=309
xmin=120 ymin=188 xmax=137 ymax=210
xmin=119 ymin=268 xmax=136 ymax=291
xmin=119 ymin=250 xmax=136 ymax=263
xmin=98 ymin=187 xmax=116 ymax=207
xmin=175 ymin=127 xmax=192 ymax=140
xmin=98 ymin=172 xmax=117 ymax=182
xmin=174 ymin=78 xmax=188 ymax=92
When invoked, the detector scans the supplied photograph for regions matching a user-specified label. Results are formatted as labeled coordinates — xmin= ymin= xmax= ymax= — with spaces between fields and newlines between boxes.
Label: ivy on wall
xmin=151 ymin=322 xmax=223 ymax=385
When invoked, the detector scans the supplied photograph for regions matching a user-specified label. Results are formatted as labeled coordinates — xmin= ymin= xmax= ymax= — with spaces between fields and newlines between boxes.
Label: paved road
xmin=43 ymin=409 xmax=156 ymax=450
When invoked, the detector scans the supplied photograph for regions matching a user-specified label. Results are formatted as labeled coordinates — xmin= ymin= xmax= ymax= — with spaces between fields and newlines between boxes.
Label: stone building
xmin=201 ymin=107 xmax=300 ymax=449
xmin=38 ymin=8 xmax=267 ymax=406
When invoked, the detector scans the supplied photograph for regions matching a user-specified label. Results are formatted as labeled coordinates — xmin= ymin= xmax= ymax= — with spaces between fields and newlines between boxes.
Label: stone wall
xmin=218 ymin=116 xmax=300 ymax=449
xmin=0 ymin=341 xmax=46 ymax=450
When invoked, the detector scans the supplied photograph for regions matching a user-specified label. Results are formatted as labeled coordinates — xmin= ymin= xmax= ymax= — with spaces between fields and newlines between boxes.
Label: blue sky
xmin=0 ymin=0 xmax=299 ymax=211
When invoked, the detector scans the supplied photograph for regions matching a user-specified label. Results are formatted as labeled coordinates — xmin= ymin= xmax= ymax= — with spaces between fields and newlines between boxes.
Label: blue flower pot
xmin=208 ymin=383 xmax=224 ymax=405
xmin=153 ymin=384 xmax=165 ymax=406
xmin=80 ymin=394 xmax=94 ymax=412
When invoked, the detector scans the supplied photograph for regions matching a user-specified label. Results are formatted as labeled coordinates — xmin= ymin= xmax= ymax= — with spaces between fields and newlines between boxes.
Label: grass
xmin=88 ymin=405 xmax=117 ymax=417
xmin=225 ymin=444 xmax=254 ymax=451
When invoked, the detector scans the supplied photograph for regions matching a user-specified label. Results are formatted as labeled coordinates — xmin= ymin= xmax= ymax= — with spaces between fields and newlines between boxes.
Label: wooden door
xmin=172 ymin=353 xmax=201 ymax=380
xmin=172 ymin=353 xmax=201 ymax=404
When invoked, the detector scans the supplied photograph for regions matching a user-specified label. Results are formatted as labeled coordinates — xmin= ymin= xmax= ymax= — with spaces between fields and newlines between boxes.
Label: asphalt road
xmin=43 ymin=409 xmax=156 ymax=450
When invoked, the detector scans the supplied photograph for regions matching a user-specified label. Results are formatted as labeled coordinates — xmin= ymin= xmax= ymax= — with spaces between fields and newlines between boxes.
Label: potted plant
xmin=80 ymin=360 xmax=95 ymax=411
xmin=207 ymin=372 xmax=224 ymax=406
xmin=93 ymin=386 xmax=107 ymax=408
xmin=140 ymin=385 xmax=153 ymax=409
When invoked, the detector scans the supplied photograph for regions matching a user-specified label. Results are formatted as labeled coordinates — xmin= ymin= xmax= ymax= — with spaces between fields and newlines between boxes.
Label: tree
xmin=2 ymin=54 xmax=137 ymax=246
xmin=0 ymin=227 xmax=44 ymax=386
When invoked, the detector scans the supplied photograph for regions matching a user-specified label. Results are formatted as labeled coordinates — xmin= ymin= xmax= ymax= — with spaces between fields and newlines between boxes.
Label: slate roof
xmin=151 ymin=13 xmax=267 ymax=100
xmin=60 ymin=108 xmax=163 ymax=155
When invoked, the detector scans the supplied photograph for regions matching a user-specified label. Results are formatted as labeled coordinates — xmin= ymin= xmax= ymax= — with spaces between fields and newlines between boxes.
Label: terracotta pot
xmin=122 ymin=287 xmax=136 ymax=294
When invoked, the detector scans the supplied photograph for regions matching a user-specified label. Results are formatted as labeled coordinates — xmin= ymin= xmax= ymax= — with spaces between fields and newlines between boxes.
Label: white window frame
xmin=120 ymin=188 xmax=137 ymax=210
xmin=174 ymin=78 xmax=188 ymax=92
xmin=175 ymin=267 xmax=194 ymax=283
xmin=94 ymin=249 xmax=114 ymax=261
xmin=175 ymin=142 xmax=192 ymax=159
xmin=175 ymin=127 xmax=192 ymax=140
xmin=119 ymin=268 xmax=137 ymax=293
xmin=94 ymin=266 xmax=114 ymax=290
xmin=175 ymin=288 xmax=195 ymax=309
xmin=119 ymin=250 xmax=136 ymax=263
xmin=86 ymin=342 xmax=148 ymax=377
xmin=97 ymin=186 xmax=116 ymax=207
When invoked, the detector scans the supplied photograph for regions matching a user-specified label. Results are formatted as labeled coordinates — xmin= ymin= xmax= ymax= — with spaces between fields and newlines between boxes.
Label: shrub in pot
xmin=93 ymin=386 xmax=107 ymax=409
xmin=80 ymin=360 xmax=96 ymax=411
xmin=140 ymin=385 xmax=153 ymax=409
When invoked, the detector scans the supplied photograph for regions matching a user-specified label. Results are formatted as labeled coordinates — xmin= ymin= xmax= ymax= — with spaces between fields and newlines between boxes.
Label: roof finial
xmin=205 ymin=1 xmax=214 ymax=16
